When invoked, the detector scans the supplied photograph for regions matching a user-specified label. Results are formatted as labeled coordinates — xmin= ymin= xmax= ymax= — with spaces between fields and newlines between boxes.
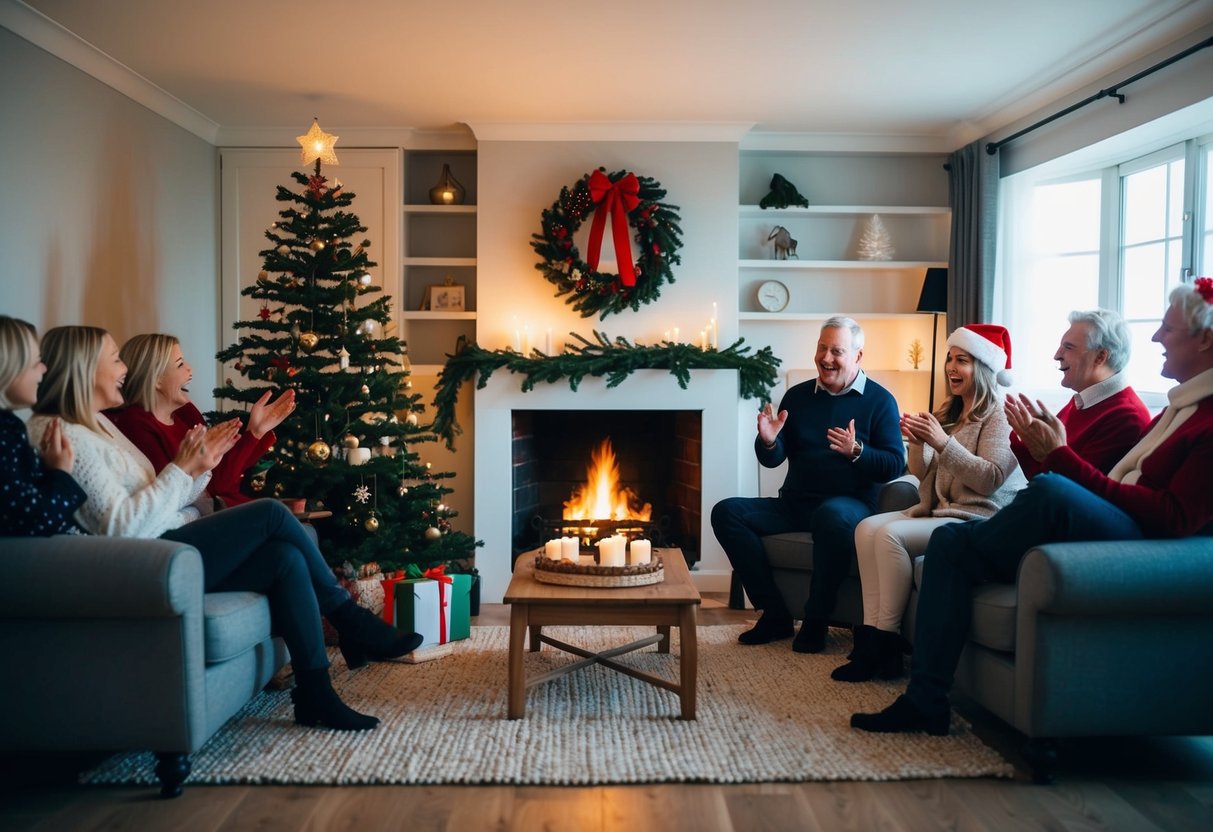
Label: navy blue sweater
xmin=757 ymin=376 xmax=905 ymax=506
xmin=0 ymin=410 xmax=86 ymax=536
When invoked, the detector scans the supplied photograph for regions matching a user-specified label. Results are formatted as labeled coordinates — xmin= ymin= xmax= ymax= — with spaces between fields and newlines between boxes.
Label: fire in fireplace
xmin=559 ymin=437 xmax=653 ymax=544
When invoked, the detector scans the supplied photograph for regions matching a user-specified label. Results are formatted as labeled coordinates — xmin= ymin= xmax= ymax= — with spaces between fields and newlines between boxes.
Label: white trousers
xmin=854 ymin=511 xmax=961 ymax=632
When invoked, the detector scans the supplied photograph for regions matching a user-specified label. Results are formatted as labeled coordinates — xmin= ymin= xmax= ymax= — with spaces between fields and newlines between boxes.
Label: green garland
xmin=531 ymin=168 xmax=683 ymax=319
xmin=432 ymin=332 xmax=781 ymax=450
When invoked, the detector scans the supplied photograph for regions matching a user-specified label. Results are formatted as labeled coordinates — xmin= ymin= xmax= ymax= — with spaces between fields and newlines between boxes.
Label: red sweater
xmin=1012 ymin=386 xmax=1151 ymax=478
xmin=1045 ymin=397 xmax=1213 ymax=538
xmin=107 ymin=403 xmax=273 ymax=506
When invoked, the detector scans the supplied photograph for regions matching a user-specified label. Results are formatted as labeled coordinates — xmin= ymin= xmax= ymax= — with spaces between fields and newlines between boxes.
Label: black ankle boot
xmin=831 ymin=625 xmax=879 ymax=681
xmin=327 ymin=600 xmax=424 ymax=669
xmin=291 ymin=668 xmax=379 ymax=731
xmin=874 ymin=629 xmax=911 ymax=680
xmin=851 ymin=694 xmax=949 ymax=736
xmin=737 ymin=613 xmax=794 ymax=645
xmin=791 ymin=618 xmax=828 ymax=653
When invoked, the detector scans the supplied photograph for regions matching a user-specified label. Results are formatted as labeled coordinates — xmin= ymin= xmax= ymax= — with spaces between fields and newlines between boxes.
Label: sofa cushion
xmin=911 ymin=556 xmax=1017 ymax=653
xmin=203 ymin=591 xmax=273 ymax=665
xmin=763 ymin=532 xmax=866 ymax=578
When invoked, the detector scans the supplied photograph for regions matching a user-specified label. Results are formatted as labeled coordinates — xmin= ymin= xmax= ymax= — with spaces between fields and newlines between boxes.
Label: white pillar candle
xmin=673 ymin=326 xmax=680 ymax=342
xmin=545 ymin=328 xmax=552 ymax=355
xmin=699 ymin=329 xmax=707 ymax=350
xmin=710 ymin=318 xmax=718 ymax=349
xmin=522 ymin=326 xmax=532 ymax=354
xmin=347 ymin=447 xmax=371 ymax=466
xmin=544 ymin=539 xmax=562 ymax=560
xmin=629 ymin=539 xmax=652 ymax=565
xmin=560 ymin=536 xmax=580 ymax=562
xmin=513 ymin=329 xmax=521 ymax=352
xmin=598 ymin=536 xmax=625 ymax=567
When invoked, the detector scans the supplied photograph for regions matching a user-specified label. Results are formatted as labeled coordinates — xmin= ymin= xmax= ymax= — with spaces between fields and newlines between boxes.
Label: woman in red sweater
xmin=109 ymin=333 xmax=294 ymax=507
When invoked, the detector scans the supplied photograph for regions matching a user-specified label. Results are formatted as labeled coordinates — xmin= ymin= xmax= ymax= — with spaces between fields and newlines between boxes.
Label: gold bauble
xmin=309 ymin=239 xmax=326 ymax=252
xmin=405 ymin=412 xmax=419 ymax=427
xmin=341 ymin=434 xmax=360 ymax=449
xmin=299 ymin=332 xmax=320 ymax=352
xmin=364 ymin=515 xmax=380 ymax=533
xmin=360 ymin=384 xmax=371 ymax=396
xmin=305 ymin=440 xmax=332 ymax=465
xmin=424 ymin=526 xmax=442 ymax=541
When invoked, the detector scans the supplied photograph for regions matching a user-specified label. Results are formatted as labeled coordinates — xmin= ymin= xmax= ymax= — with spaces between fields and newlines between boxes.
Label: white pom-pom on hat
xmin=946 ymin=324 xmax=1013 ymax=387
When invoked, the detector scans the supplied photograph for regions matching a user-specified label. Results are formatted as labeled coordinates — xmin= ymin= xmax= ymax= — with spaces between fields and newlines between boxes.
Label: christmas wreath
xmin=531 ymin=167 xmax=683 ymax=319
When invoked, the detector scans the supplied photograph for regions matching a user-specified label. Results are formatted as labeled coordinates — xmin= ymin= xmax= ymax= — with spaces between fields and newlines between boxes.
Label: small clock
xmin=756 ymin=280 xmax=789 ymax=312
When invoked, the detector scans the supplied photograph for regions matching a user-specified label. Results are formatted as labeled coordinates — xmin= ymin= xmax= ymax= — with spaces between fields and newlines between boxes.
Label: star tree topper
xmin=297 ymin=119 xmax=340 ymax=166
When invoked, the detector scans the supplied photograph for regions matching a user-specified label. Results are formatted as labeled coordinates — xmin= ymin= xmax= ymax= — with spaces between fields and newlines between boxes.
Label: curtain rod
xmin=986 ymin=35 xmax=1213 ymax=156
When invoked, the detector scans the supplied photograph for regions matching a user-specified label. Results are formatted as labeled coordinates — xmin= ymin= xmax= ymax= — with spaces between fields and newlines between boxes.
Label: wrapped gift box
xmin=395 ymin=572 xmax=473 ymax=647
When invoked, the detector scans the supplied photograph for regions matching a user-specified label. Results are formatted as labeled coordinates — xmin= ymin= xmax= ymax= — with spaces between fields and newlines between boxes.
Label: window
xmin=997 ymin=133 xmax=1212 ymax=408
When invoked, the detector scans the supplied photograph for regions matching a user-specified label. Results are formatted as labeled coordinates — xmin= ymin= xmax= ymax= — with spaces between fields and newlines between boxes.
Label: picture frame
xmin=428 ymin=283 xmax=465 ymax=312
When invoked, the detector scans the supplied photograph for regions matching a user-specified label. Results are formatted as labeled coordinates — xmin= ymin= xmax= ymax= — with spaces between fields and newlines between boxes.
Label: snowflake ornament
xmin=353 ymin=484 xmax=372 ymax=504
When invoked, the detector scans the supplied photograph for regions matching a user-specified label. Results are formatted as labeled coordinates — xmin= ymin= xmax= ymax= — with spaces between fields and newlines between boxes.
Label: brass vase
xmin=428 ymin=163 xmax=466 ymax=205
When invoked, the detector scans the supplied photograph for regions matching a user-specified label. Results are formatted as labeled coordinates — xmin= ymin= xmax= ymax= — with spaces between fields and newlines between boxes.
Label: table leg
xmin=528 ymin=624 xmax=542 ymax=652
xmin=508 ymin=603 xmax=528 ymax=719
xmin=678 ymin=604 xmax=698 ymax=720
xmin=656 ymin=625 xmax=671 ymax=654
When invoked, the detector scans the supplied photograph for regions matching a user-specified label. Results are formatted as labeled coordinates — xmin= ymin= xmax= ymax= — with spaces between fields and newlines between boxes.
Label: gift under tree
xmin=212 ymin=120 xmax=479 ymax=576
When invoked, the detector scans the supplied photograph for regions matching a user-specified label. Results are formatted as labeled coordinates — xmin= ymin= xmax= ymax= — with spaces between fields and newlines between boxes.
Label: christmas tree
xmin=212 ymin=121 xmax=479 ymax=574
xmin=857 ymin=213 xmax=895 ymax=261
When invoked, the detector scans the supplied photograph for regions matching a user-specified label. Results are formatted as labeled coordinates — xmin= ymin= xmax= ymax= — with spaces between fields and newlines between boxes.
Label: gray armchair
xmin=0 ymin=535 xmax=287 ymax=797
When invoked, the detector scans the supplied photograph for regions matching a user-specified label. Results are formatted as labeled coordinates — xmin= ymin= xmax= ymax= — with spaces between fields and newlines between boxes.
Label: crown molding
xmin=467 ymin=121 xmax=754 ymax=143
xmin=1 ymin=0 xmax=219 ymax=143
xmin=216 ymin=124 xmax=477 ymax=149
xmin=739 ymin=131 xmax=953 ymax=154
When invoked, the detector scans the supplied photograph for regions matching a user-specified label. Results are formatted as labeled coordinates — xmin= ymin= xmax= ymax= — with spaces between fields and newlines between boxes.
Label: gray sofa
xmin=761 ymin=481 xmax=1213 ymax=780
xmin=0 ymin=535 xmax=288 ymax=797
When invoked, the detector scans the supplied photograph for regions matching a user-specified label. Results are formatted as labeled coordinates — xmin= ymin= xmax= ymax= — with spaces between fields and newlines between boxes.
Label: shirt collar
xmin=1072 ymin=371 xmax=1130 ymax=410
xmin=816 ymin=369 xmax=867 ymax=397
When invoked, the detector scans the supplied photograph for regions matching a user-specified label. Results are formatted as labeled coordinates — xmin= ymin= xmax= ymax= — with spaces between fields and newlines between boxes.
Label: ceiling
xmin=16 ymin=0 xmax=1213 ymax=146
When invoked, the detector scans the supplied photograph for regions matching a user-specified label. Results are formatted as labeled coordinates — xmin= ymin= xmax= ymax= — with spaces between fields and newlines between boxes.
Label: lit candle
xmin=629 ymin=539 xmax=652 ymax=565
xmin=560 ymin=536 xmax=579 ymax=562
xmin=663 ymin=330 xmax=671 ymax=342
xmin=441 ymin=189 xmax=455 ymax=204
xmin=545 ymin=327 xmax=552 ymax=355
xmin=544 ymin=539 xmax=562 ymax=561
xmin=513 ymin=328 xmax=521 ymax=352
xmin=673 ymin=326 xmax=680 ymax=342
xmin=710 ymin=318 xmax=718 ymax=349
xmin=347 ymin=447 xmax=371 ymax=466
xmin=699 ymin=329 xmax=707 ymax=350
xmin=522 ymin=326 xmax=532 ymax=354
xmin=713 ymin=301 xmax=718 ymax=321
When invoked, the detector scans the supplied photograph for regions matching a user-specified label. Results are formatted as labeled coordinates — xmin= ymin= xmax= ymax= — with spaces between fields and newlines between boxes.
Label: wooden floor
xmin=4 ymin=595 xmax=1211 ymax=832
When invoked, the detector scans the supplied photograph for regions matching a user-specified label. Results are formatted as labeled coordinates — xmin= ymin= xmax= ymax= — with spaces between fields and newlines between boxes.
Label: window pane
xmin=1122 ymin=243 xmax=1165 ymax=316
xmin=1122 ymin=166 xmax=1167 ymax=244
xmin=1168 ymin=161 xmax=1185 ymax=238
xmin=1124 ymin=320 xmax=1166 ymax=396
xmin=1204 ymin=144 xmax=1213 ymax=276
xmin=1016 ymin=252 xmax=1099 ymax=394
xmin=1033 ymin=179 xmax=1101 ymax=252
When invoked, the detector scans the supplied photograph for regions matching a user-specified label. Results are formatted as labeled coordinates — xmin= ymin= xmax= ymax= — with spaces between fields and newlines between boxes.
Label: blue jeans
xmin=711 ymin=493 xmax=874 ymax=620
xmin=906 ymin=474 xmax=1145 ymax=716
xmin=160 ymin=500 xmax=350 ymax=671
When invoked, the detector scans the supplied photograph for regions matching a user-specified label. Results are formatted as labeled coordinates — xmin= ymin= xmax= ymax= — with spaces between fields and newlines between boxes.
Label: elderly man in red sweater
xmin=1008 ymin=308 xmax=1151 ymax=477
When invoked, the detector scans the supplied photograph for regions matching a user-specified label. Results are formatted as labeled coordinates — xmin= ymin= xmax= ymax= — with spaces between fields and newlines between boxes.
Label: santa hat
xmin=947 ymin=324 xmax=1013 ymax=387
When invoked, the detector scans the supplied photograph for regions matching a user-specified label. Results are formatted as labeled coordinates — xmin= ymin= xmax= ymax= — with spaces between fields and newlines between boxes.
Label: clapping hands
xmin=247 ymin=389 xmax=296 ymax=439
xmin=900 ymin=411 xmax=948 ymax=451
xmin=1005 ymin=394 xmax=1067 ymax=461
xmin=173 ymin=419 xmax=242 ymax=477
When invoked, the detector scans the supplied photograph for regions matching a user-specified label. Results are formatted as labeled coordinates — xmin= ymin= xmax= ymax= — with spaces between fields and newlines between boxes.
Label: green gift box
xmin=395 ymin=570 xmax=473 ymax=645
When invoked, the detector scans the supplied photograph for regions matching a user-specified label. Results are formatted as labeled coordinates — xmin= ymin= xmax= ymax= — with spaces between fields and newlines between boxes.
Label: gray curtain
xmin=946 ymin=140 xmax=1000 ymax=330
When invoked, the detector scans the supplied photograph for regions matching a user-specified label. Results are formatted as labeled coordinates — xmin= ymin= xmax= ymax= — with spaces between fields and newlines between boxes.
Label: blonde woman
xmin=108 ymin=333 xmax=293 ymax=507
xmin=0 ymin=315 xmax=85 ymax=536
xmin=835 ymin=325 xmax=1026 ymax=683
xmin=28 ymin=326 xmax=422 ymax=732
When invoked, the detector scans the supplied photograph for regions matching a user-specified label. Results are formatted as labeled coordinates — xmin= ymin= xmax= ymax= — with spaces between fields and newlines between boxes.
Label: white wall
xmin=0 ymin=28 xmax=220 ymax=405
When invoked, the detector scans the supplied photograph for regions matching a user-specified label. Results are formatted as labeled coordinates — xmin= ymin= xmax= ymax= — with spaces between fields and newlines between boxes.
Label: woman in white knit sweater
xmin=27 ymin=326 xmax=422 ymax=732
xmin=832 ymin=324 xmax=1027 ymax=683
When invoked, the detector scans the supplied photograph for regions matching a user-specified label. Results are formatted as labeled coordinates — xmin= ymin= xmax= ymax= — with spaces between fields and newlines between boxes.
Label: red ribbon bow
xmin=586 ymin=170 xmax=641 ymax=287
xmin=1196 ymin=277 xmax=1213 ymax=304
xmin=423 ymin=565 xmax=453 ymax=643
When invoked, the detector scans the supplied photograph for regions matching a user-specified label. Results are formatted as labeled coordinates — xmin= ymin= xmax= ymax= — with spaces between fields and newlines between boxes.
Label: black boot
xmin=874 ymin=629 xmax=911 ymax=680
xmin=291 ymin=668 xmax=379 ymax=731
xmin=737 ymin=612 xmax=794 ymax=645
xmin=831 ymin=625 xmax=879 ymax=681
xmin=327 ymin=599 xmax=424 ymax=669
xmin=851 ymin=694 xmax=949 ymax=736
xmin=791 ymin=617 xmax=828 ymax=653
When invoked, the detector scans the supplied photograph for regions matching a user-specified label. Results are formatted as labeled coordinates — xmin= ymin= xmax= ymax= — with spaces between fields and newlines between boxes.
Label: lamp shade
xmin=916 ymin=268 xmax=948 ymax=313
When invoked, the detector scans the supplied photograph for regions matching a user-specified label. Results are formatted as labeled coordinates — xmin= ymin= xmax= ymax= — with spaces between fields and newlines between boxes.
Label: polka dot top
xmin=0 ymin=410 xmax=86 ymax=536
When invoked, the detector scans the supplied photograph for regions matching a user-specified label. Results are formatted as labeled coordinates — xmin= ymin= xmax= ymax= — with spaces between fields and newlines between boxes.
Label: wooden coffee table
xmin=503 ymin=547 xmax=701 ymax=720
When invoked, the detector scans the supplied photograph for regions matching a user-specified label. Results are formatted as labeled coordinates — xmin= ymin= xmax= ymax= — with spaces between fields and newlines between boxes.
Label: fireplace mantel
xmin=475 ymin=369 xmax=747 ymax=602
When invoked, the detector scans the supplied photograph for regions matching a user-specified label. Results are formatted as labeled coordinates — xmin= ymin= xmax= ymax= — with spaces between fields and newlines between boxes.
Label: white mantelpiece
xmin=474 ymin=369 xmax=744 ymax=603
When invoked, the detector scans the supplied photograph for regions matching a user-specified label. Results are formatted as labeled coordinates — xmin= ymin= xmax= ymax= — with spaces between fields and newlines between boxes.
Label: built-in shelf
xmin=739 ymin=312 xmax=928 ymax=322
xmin=402 ymin=204 xmax=478 ymax=214
xmin=739 ymin=259 xmax=946 ymax=270
xmin=402 ymin=257 xmax=478 ymax=267
xmin=739 ymin=205 xmax=950 ymax=217
xmin=400 ymin=311 xmax=477 ymax=321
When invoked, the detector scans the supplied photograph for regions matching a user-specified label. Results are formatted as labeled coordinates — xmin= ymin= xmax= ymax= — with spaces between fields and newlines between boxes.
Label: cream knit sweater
xmin=26 ymin=412 xmax=210 ymax=538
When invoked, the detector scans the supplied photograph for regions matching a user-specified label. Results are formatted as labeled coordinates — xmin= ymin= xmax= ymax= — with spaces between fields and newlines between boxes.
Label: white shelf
xmin=401 ymin=311 xmax=477 ymax=320
xmin=402 ymin=204 xmax=477 ymax=214
xmin=739 ymin=259 xmax=946 ymax=270
xmin=739 ymin=205 xmax=949 ymax=217
xmin=403 ymin=257 xmax=477 ymax=267
xmin=739 ymin=312 xmax=927 ymax=322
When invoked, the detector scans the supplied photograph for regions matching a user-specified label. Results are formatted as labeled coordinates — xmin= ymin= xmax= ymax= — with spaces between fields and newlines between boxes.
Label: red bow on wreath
xmin=586 ymin=170 xmax=640 ymax=287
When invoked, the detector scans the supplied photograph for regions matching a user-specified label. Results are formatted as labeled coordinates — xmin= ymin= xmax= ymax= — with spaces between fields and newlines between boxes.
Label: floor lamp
xmin=916 ymin=268 xmax=948 ymax=412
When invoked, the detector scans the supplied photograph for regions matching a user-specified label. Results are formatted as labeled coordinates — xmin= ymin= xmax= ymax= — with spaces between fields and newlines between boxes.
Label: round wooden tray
xmin=532 ymin=556 xmax=665 ymax=588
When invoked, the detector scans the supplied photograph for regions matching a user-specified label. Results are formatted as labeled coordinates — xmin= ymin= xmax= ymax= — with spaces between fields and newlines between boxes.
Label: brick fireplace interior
xmin=511 ymin=409 xmax=702 ymax=569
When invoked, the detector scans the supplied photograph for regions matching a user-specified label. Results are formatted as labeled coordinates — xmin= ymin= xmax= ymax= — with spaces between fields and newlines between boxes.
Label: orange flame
xmin=562 ymin=438 xmax=652 ymax=523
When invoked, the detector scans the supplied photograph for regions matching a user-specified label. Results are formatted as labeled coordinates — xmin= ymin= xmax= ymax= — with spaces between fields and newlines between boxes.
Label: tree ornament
xmin=364 ymin=514 xmax=380 ymax=533
xmin=273 ymin=482 xmax=285 ymax=496
xmin=360 ymin=383 xmax=371 ymax=396
xmin=353 ymin=484 xmax=372 ymax=504
xmin=857 ymin=214 xmax=895 ymax=261
xmin=258 ymin=304 xmax=272 ymax=321
xmin=341 ymin=434 xmax=360 ymax=449
xmin=397 ymin=481 xmax=409 ymax=496
xmin=296 ymin=119 xmax=340 ymax=166
xmin=405 ymin=412 xmax=419 ymax=427
xmin=290 ymin=320 xmax=302 ymax=341
xmin=276 ymin=245 xmax=290 ymax=256
xmin=357 ymin=271 xmax=373 ymax=287
xmin=305 ymin=440 xmax=332 ymax=465
xmin=299 ymin=331 xmax=320 ymax=352
xmin=309 ymin=239 xmax=326 ymax=252
xmin=424 ymin=526 xmax=442 ymax=541
xmin=338 ymin=346 xmax=350 ymax=369
xmin=532 ymin=167 xmax=683 ymax=319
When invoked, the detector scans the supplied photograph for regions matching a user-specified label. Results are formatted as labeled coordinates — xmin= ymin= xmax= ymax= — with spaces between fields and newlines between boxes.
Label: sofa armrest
xmin=877 ymin=475 xmax=920 ymax=513
xmin=1017 ymin=537 xmax=1213 ymax=616
xmin=0 ymin=535 xmax=204 ymax=619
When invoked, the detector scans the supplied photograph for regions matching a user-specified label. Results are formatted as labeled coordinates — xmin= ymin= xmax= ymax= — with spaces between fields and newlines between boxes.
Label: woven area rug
xmin=81 ymin=625 xmax=1012 ymax=786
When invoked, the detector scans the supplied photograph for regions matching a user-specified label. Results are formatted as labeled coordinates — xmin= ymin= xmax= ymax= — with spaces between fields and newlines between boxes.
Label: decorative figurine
xmin=768 ymin=225 xmax=799 ymax=260
xmin=759 ymin=173 xmax=809 ymax=209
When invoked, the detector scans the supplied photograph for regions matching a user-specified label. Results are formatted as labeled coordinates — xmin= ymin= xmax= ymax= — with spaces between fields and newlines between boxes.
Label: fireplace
xmin=474 ymin=369 xmax=746 ymax=602
xmin=511 ymin=410 xmax=701 ymax=565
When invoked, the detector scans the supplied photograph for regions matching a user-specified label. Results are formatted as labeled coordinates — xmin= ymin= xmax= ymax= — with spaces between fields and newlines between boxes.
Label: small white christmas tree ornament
xmin=857 ymin=214 xmax=895 ymax=261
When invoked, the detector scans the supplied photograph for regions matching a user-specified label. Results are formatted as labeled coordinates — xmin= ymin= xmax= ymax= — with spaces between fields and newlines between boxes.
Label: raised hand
xmin=247 ymin=389 xmax=296 ymax=439
xmin=757 ymin=401 xmax=789 ymax=447
xmin=39 ymin=417 xmax=75 ymax=473
xmin=826 ymin=418 xmax=858 ymax=457
xmin=900 ymin=411 xmax=949 ymax=451
xmin=173 ymin=420 xmax=241 ymax=477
